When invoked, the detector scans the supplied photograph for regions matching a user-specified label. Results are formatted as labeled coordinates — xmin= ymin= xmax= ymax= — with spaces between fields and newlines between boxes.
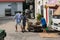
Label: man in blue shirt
xmin=40 ymin=15 xmax=47 ymax=33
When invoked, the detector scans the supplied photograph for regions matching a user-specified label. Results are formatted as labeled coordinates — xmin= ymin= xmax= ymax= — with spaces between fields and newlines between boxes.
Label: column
xmin=45 ymin=5 xmax=49 ymax=26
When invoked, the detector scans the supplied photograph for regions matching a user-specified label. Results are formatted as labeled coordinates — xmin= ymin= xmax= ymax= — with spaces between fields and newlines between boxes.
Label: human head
xmin=41 ymin=15 xmax=44 ymax=18
xmin=23 ymin=11 xmax=25 ymax=16
xmin=19 ymin=11 xmax=21 ymax=13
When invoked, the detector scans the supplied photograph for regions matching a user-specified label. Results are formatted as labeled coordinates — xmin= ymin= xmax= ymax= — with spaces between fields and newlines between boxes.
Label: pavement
xmin=0 ymin=16 xmax=60 ymax=40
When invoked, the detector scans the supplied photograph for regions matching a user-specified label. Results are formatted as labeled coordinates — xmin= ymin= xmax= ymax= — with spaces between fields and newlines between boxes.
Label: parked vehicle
xmin=52 ymin=15 xmax=60 ymax=31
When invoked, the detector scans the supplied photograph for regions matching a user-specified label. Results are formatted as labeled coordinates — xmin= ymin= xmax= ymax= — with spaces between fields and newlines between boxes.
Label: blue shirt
xmin=40 ymin=18 xmax=46 ymax=25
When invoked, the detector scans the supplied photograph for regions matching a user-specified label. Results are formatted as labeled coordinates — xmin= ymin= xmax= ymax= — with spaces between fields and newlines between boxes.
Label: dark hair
xmin=19 ymin=11 xmax=21 ymax=13
xmin=41 ymin=15 xmax=43 ymax=17
xmin=22 ymin=11 xmax=25 ymax=16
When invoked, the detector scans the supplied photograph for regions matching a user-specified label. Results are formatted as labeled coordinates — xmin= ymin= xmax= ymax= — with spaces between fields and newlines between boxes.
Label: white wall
xmin=35 ymin=0 xmax=41 ymax=19
xmin=35 ymin=0 xmax=47 ymax=19
xmin=11 ymin=2 xmax=23 ymax=15
xmin=0 ymin=2 xmax=23 ymax=17
xmin=17 ymin=2 xmax=23 ymax=11
xmin=35 ymin=0 xmax=41 ymax=14
xmin=0 ymin=2 xmax=11 ymax=17
xmin=11 ymin=3 xmax=17 ymax=15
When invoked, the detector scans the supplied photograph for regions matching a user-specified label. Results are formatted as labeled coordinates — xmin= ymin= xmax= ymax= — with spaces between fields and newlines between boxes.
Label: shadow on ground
xmin=28 ymin=30 xmax=60 ymax=33
xmin=0 ymin=17 xmax=13 ymax=25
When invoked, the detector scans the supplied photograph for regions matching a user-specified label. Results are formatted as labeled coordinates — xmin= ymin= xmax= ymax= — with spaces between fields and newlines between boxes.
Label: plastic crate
xmin=0 ymin=30 xmax=6 ymax=40
xmin=45 ymin=27 xmax=49 ymax=30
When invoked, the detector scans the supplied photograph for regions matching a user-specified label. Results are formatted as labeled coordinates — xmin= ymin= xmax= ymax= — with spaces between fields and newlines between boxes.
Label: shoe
xmin=21 ymin=30 xmax=24 ymax=33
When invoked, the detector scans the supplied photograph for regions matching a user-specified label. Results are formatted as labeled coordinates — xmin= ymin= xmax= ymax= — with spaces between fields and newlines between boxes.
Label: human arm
xmin=13 ymin=14 xmax=17 ymax=20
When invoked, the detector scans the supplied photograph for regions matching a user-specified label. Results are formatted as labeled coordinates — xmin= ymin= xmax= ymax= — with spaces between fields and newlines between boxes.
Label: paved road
xmin=0 ymin=17 xmax=60 ymax=40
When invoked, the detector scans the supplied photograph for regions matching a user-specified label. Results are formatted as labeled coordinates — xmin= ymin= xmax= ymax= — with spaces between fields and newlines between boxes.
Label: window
xmin=26 ymin=0 xmax=33 ymax=3
xmin=49 ymin=9 xmax=52 ymax=15
xmin=5 ymin=9 xmax=11 ymax=16
xmin=8 ymin=5 xmax=11 ymax=6
xmin=53 ymin=15 xmax=60 ymax=19
xmin=53 ymin=9 xmax=56 ymax=13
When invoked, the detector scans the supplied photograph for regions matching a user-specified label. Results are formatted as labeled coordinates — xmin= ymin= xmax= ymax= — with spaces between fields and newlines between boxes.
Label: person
xmin=25 ymin=9 xmax=30 ymax=18
xmin=40 ymin=15 xmax=47 ymax=33
xmin=22 ymin=13 xmax=27 ymax=33
xmin=14 ymin=11 xmax=22 ymax=32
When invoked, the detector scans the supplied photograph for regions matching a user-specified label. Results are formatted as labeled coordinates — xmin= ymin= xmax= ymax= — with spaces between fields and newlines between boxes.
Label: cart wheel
xmin=34 ymin=29 xmax=37 ymax=32
xmin=28 ymin=30 xmax=31 ymax=32
xmin=27 ymin=28 xmax=31 ymax=32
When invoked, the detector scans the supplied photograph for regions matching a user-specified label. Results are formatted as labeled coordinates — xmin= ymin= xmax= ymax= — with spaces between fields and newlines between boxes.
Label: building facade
xmin=35 ymin=0 xmax=60 ymax=26
xmin=0 ymin=0 xmax=25 ymax=17
xmin=25 ymin=0 xmax=35 ymax=19
xmin=35 ymin=0 xmax=47 ymax=19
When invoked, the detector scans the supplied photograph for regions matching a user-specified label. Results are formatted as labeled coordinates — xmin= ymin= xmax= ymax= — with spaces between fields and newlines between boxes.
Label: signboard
xmin=47 ymin=0 xmax=57 ymax=4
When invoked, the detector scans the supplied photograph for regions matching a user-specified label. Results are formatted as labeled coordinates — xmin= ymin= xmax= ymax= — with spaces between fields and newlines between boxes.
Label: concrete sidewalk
xmin=0 ymin=17 xmax=60 ymax=40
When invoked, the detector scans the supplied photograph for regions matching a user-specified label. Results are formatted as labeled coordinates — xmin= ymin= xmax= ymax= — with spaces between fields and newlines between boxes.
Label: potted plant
xmin=36 ymin=14 xmax=42 ymax=25
xmin=37 ymin=14 xmax=42 ymax=20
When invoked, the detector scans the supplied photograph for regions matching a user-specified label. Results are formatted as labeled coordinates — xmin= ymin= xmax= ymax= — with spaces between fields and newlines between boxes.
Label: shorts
xmin=15 ymin=20 xmax=22 ymax=26
xmin=16 ymin=22 xmax=21 ymax=25
xmin=23 ymin=22 xmax=26 ymax=27
xmin=42 ymin=24 xmax=47 ymax=29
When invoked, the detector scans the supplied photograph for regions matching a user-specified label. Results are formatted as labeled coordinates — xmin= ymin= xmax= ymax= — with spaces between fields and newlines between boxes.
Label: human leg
xmin=15 ymin=20 xmax=20 ymax=32
xmin=43 ymin=29 xmax=46 ymax=33
xmin=42 ymin=25 xmax=47 ymax=33
xmin=15 ymin=24 xmax=18 ymax=32
xmin=19 ymin=24 xmax=23 ymax=32
xmin=22 ymin=22 xmax=26 ymax=32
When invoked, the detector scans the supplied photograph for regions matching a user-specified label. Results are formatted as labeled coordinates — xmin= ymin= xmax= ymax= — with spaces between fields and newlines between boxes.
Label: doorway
xmin=23 ymin=0 xmax=35 ymax=19
xmin=49 ymin=9 xmax=53 ymax=26
xmin=5 ymin=9 xmax=11 ymax=16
